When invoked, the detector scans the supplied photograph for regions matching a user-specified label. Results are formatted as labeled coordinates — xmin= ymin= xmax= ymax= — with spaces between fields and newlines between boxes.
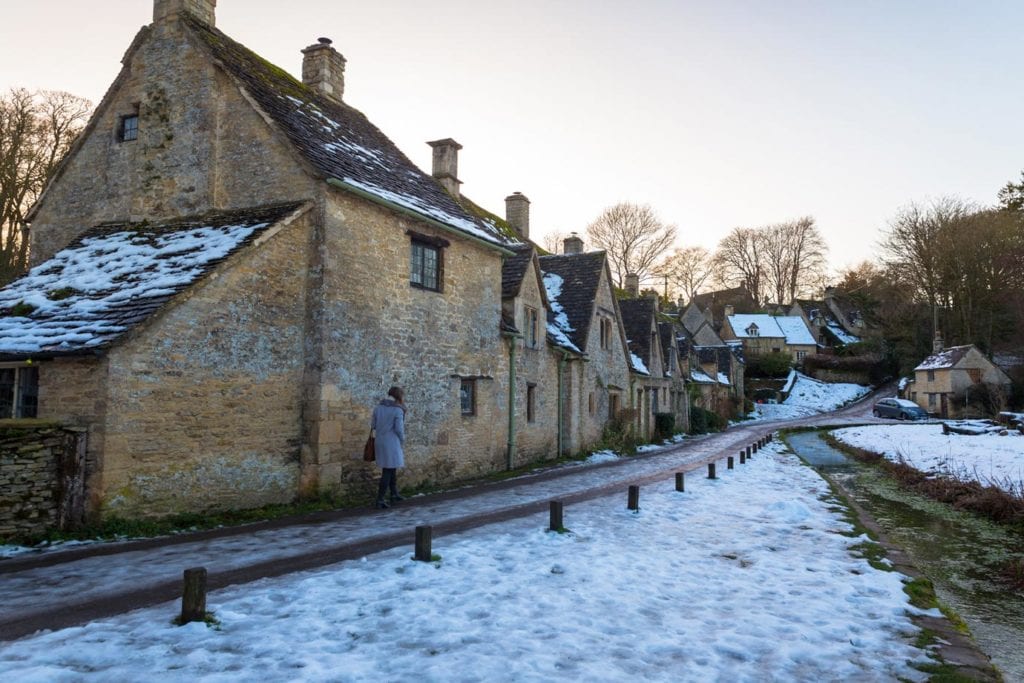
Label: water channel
xmin=786 ymin=430 xmax=1024 ymax=682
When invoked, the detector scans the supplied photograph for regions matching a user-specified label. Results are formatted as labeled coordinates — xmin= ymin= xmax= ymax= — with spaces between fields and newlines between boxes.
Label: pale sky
xmin=2 ymin=1 xmax=1022 ymax=275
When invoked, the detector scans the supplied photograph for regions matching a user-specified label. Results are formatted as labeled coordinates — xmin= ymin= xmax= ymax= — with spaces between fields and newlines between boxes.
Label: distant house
xmin=720 ymin=314 xmax=817 ymax=363
xmin=619 ymin=296 xmax=670 ymax=439
xmin=678 ymin=302 xmax=745 ymax=421
xmin=790 ymin=287 xmax=866 ymax=350
xmin=688 ymin=286 xmax=758 ymax=332
xmin=910 ymin=342 xmax=1012 ymax=418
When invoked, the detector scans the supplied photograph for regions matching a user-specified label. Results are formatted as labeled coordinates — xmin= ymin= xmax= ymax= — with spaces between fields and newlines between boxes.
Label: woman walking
xmin=371 ymin=386 xmax=406 ymax=508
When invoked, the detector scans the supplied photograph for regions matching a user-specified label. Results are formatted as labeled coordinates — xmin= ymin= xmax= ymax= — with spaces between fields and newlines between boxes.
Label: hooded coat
xmin=371 ymin=398 xmax=405 ymax=468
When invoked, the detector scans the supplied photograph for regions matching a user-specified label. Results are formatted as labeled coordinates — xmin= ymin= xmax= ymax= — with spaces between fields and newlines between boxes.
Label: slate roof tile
xmin=537 ymin=251 xmax=606 ymax=352
xmin=0 ymin=202 xmax=303 ymax=359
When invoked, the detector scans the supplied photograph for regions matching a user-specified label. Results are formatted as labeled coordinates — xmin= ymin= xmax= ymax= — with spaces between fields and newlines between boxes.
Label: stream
xmin=786 ymin=430 xmax=1024 ymax=682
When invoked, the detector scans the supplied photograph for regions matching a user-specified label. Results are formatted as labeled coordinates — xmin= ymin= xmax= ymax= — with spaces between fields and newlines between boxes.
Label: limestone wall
xmin=94 ymin=209 xmax=314 ymax=518
xmin=29 ymin=20 xmax=314 ymax=264
xmin=0 ymin=422 xmax=85 ymax=540
xmin=311 ymin=189 xmax=507 ymax=496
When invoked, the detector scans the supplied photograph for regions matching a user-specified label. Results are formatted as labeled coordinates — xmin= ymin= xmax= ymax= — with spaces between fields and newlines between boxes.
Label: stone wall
xmin=0 ymin=421 xmax=85 ymax=540
xmin=29 ymin=18 xmax=315 ymax=265
xmin=807 ymin=367 xmax=873 ymax=386
xmin=309 ymin=189 xmax=508 ymax=497
xmin=95 ymin=209 xmax=313 ymax=518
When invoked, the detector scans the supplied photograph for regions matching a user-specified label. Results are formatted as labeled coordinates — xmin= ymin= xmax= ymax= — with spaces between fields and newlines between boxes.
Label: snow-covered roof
xmin=716 ymin=372 xmax=730 ymax=386
xmin=728 ymin=314 xmax=816 ymax=346
xmin=826 ymin=322 xmax=860 ymax=345
xmin=690 ymin=368 xmax=716 ymax=384
xmin=0 ymin=204 xmax=302 ymax=357
xmin=541 ymin=272 xmax=580 ymax=354
xmin=630 ymin=351 xmax=649 ymax=375
xmin=185 ymin=17 xmax=515 ymax=249
xmin=914 ymin=345 xmax=973 ymax=371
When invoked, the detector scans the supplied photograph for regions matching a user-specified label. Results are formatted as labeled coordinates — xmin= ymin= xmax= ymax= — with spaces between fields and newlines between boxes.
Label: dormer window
xmin=118 ymin=109 xmax=139 ymax=142
xmin=745 ymin=323 xmax=759 ymax=337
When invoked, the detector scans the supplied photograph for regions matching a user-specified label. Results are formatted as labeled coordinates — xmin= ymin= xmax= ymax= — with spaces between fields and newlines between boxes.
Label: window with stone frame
xmin=796 ymin=350 xmax=807 ymax=361
xmin=408 ymin=232 xmax=447 ymax=292
xmin=588 ymin=392 xmax=595 ymax=415
xmin=118 ymin=104 xmax=140 ymax=142
xmin=928 ymin=393 xmax=937 ymax=407
xmin=527 ymin=383 xmax=536 ymax=423
xmin=0 ymin=365 xmax=39 ymax=419
xmin=525 ymin=306 xmax=539 ymax=349
xmin=926 ymin=370 xmax=935 ymax=382
xmin=609 ymin=393 xmax=620 ymax=419
xmin=600 ymin=318 xmax=612 ymax=350
xmin=460 ymin=378 xmax=476 ymax=416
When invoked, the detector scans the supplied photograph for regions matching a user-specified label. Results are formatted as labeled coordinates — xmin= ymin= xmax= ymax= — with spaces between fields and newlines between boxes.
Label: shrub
xmin=600 ymin=408 xmax=639 ymax=454
xmin=802 ymin=352 xmax=894 ymax=385
xmin=952 ymin=382 xmax=1007 ymax=418
xmin=744 ymin=352 xmax=793 ymax=378
xmin=653 ymin=412 xmax=675 ymax=440
xmin=688 ymin=406 xmax=723 ymax=435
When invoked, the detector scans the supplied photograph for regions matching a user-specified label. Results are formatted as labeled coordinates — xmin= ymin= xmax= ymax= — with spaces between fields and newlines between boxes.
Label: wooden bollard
xmin=675 ymin=472 xmax=685 ymax=492
xmin=627 ymin=485 xmax=640 ymax=511
xmin=752 ymin=442 xmax=759 ymax=453
xmin=727 ymin=456 xmax=734 ymax=470
xmin=549 ymin=501 xmax=564 ymax=531
xmin=708 ymin=463 xmax=716 ymax=479
xmin=746 ymin=446 xmax=752 ymax=459
xmin=414 ymin=525 xmax=433 ymax=562
xmin=739 ymin=450 xmax=746 ymax=464
xmin=180 ymin=567 xmax=207 ymax=624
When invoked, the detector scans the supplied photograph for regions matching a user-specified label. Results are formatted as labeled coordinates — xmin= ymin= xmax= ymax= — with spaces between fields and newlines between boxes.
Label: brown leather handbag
xmin=363 ymin=430 xmax=375 ymax=462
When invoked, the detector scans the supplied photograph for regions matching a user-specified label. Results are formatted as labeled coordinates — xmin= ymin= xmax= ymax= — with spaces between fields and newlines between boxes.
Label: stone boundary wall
xmin=0 ymin=421 xmax=85 ymax=540
xmin=805 ymin=368 xmax=873 ymax=386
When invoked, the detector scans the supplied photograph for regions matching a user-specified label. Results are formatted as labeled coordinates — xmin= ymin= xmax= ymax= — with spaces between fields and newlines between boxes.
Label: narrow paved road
xmin=0 ymin=391 xmax=887 ymax=641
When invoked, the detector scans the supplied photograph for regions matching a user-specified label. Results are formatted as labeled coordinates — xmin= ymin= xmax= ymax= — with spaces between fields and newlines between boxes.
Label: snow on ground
xmin=749 ymin=372 xmax=871 ymax=422
xmin=832 ymin=424 xmax=1024 ymax=496
xmin=0 ymin=444 xmax=935 ymax=682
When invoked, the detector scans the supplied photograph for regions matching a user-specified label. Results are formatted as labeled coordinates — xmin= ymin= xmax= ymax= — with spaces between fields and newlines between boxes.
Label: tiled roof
xmin=184 ymin=16 xmax=514 ymax=249
xmin=501 ymin=244 xmax=535 ymax=299
xmin=915 ymin=345 xmax=973 ymax=371
xmin=619 ymin=298 xmax=657 ymax=371
xmin=0 ymin=203 xmax=303 ymax=358
xmin=538 ymin=251 xmax=606 ymax=352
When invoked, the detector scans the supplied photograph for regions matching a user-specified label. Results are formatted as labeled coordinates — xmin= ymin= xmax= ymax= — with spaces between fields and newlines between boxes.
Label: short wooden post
xmin=727 ymin=456 xmax=734 ymax=470
xmin=414 ymin=525 xmax=433 ymax=562
xmin=746 ymin=446 xmax=752 ymax=459
xmin=752 ymin=442 xmax=759 ymax=453
xmin=675 ymin=472 xmax=685 ymax=492
xmin=942 ymin=423 xmax=950 ymax=435
xmin=549 ymin=501 xmax=564 ymax=531
xmin=708 ymin=462 xmax=716 ymax=479
xmin=739 ymin=450 xmax=746 ymax=464
xmin=627 ymin=485 xmax=640 ymax=511
xmin=768 ymin=432 xmax=773 ymax=442
xmin=181 ymin=567 xmax=207 ymax=624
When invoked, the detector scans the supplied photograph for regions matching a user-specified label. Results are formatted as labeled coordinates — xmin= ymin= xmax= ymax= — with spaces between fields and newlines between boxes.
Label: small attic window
xmin=118 ymin=108 xmax=139 ymax=142
xmin=746 ymin=323 xmax=759 ymax=337
xmin=119 ymin=114 xmax=139 ymax=142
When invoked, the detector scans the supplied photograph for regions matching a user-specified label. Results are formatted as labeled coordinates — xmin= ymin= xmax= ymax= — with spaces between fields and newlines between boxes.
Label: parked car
xmin=873 ymin=398 xmax=929 ymax=420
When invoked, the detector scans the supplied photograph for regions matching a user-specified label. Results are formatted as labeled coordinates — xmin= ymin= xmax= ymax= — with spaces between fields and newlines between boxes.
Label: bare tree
xmin=762 ymin=217 xmax=828 ymax=304
xmin=0 ymin=88 xmax=91 ymax=283
xmin=713 ymin=227 xmax=765 ymax=305
xmin=540 ymin=230 xmax=569 ymax=255
xmin=655 ymin=245 xmax=714 ymax=302
xmin=585 ymin=203 xmax=677 ymax=287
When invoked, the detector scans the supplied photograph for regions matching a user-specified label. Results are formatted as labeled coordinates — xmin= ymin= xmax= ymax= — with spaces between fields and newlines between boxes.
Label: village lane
xmin=0 ymin=391 xmax=885 ymax=642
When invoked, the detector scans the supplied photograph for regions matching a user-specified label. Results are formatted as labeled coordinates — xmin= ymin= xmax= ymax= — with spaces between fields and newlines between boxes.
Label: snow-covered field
xmin=832 ymin=424 xmax=1024 ymax=496
xmin=749 ymin=372 xmax=871 ymax=422
xmin=0 ymin=444 xmax=937 ymax=682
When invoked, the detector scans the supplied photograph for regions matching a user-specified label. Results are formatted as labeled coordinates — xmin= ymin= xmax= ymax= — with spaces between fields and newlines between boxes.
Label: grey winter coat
xmin=371 ymin=398 xmax=405 ymax=468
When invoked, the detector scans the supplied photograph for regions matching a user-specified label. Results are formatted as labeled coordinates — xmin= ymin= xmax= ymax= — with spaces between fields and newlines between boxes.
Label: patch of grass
xmin=46 ymin=287 xmax=77 ymax=301
xmin=850 ymin=540 xmax=892 ymax=572
xmin=909 ymin=661 xmax=983 ymax=682
xmin=903 ymin=576 xmax=939 ymax=610
xmin=5 ymin=301 xmax=36 ymax=317
xmin=999 ymin=557 xmax=1024 ymax=592
xmin=547 ymin=527 xmax=572 ymax=534
xmin=172 ymin=611 xmax=221 ymax=629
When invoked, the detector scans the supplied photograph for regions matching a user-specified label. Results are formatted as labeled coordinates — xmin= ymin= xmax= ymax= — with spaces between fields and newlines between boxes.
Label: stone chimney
xmin=154 ymin=0 xmax=216 ymax=26
xmin=427 ymin=138 xmax=462 ymax=198
xmin=302 ymin=38 xmax=347 ymax=103
xmin=563 ymin=233 xmax=584 ymax=255
xmin=724 ymin=304 xmax=734 ymax=319
xmin=933 ymin=330 xmax=944 ymax=354
xmin=625 ymin=273 xmax=640 ymax=298
xmin=824 ymin=285 xmax=836 ymax=302
xmin=505 ymin=192 xmax=530 ymax=240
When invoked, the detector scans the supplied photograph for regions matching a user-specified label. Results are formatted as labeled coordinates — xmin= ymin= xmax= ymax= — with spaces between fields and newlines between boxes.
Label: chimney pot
xmin=427 ymin=138 xmax=462 ymax=198
xmin=724 ymin=304 xmax=734 ymax=318
xmin=563 ymin=233 xmax=584 ymax=254
xmin=302 ymin=39 xmax=347 ymax=103
xmin=505 ymin=192 xmax=530 ymax=241
xmin=154 ymin=0 xmax=216 ymax=26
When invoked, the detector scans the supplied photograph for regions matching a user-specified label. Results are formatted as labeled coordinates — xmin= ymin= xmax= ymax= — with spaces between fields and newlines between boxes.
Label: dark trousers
xmin=377 ymin=468 xmax=398 ymax=500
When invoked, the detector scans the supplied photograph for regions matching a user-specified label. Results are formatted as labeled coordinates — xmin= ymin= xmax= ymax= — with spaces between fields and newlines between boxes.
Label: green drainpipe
xmin=557 ymin=351 xmax=569 ymax=457
xmin=507 ymin=336 xmax=517 ymax=470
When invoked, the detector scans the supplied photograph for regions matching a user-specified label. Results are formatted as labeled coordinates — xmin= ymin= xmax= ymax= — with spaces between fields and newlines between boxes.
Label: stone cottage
xmin=908 ymin=341 xmax=1012 ymax=418
xmin=0 ymin=0 xmax=656 ymax=528
xmin=720 ymin=313 xmax=817 ymax=363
